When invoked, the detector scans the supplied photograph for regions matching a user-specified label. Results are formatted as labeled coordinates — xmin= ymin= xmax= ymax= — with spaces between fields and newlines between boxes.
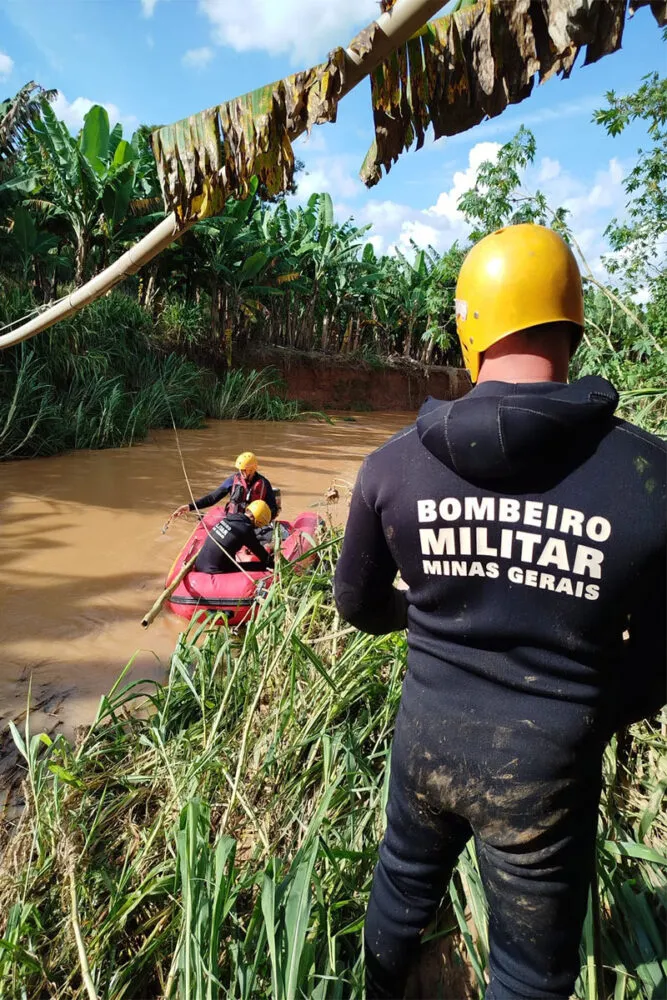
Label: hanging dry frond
xmin=150 ymin=0 xmax=666 ymax=224
xmin=129 ymin=197 xmax=163 ymax=217
xmin=360 ymin=0 xmax=645 ymax=187
xmin=151 ymin=48 xmax=358 ymax=223
xmin=629 ymin=0 xmax=667 ymax=22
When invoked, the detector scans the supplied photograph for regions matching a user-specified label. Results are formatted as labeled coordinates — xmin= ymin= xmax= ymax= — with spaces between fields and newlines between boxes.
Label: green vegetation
xmin=0 ymin=288 xmax=306 ymax=460
xmin=0 ymin=541 xmax=664 ymax=998
xmin=0 ymin=69 xmax=665 ymax=1000
xmin=1 ymin=76 xmax=666 ymax=452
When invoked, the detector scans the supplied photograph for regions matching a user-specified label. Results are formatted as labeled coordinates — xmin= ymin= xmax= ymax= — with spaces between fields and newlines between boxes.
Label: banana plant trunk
xmin=0 ymin=0 xmax=446 ymax=352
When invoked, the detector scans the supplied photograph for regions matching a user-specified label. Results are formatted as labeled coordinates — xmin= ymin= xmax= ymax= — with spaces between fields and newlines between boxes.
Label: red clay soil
xmin=242 ymin=348 xmax=471 ymax=411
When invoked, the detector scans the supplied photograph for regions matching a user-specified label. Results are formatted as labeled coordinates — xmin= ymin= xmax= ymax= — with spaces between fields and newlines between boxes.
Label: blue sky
xmin=0 ymin=0 xmax=665 ymax=269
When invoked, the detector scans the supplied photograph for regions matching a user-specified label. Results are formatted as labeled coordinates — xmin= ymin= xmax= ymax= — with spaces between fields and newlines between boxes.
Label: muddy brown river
xmin=0 ymin=413 xmax=410 ymax=739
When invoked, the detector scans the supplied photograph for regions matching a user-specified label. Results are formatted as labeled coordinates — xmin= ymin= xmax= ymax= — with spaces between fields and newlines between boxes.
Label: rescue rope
xmin=167 ymin=413 xmax=259 ymax=584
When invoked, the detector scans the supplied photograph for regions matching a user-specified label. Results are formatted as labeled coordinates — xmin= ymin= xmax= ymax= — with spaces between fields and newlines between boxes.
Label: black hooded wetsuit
xmin=334 ymin=377 xmax=666 ymax=1000
xmin=195 ymin=513 xmax=273 ymax=575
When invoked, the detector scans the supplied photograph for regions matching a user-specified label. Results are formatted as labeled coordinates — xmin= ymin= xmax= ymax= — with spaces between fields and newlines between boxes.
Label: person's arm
xmin=617 ymin=549 xmax=666 ymax=728
xmin=263 ymin=480 xmax=279 ymax=519
xmin=334 ymin=463 xmax=408 ymax=635
xmin=188 ymin=476 xmax=234 ymax=512
xmin=243 ymin=525 xmax=274 ymax=569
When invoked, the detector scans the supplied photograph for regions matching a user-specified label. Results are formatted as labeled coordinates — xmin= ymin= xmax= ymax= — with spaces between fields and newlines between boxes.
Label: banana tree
xmin=2 ymin=0 xmax=665 ymax=350
xmin=0 ymin=81 xmax=56 ymax=171
xmin=192 ymin=179 xmax=278 ymax=362
xmin=7 ymin=203 xmax=60 ymax=289
xmin=20 ymin=102 xmax=137 ymax=281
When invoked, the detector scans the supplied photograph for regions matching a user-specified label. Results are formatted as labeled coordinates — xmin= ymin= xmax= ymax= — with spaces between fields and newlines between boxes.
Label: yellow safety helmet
xmin=235 ymin=451 xmax=258 ymax=477
xmin=246 ymin=499 xmax=272 ymax=528
xmin=455 ymin=223 xmax=584 ymax=383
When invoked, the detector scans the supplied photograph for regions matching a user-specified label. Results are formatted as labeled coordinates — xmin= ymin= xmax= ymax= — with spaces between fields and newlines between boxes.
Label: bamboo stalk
xmin=141 ymin=552 xmax=199 ymax=629
xmin=0 ymin=0 xmax=445 ymax=351
xmin=0 ymin=214 xmax=185 ymax=351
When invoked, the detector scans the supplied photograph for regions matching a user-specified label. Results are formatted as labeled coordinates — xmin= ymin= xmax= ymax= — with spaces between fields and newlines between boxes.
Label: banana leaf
xmin=151 ymin=47 xmax=358 ymax=223
xmin=360 ymin=0 xmax=646 ymax=188
xmin=150 ymin=0 xmax=666 ymax=222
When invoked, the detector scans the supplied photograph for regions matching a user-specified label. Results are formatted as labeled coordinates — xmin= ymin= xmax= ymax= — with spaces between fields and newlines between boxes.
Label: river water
xmin=0 ymin=413 xmax=410 ymax=738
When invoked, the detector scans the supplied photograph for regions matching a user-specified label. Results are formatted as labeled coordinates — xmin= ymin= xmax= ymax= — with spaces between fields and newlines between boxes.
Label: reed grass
xmin=0 ymin=288 xmax=308 ymax=460
xmin=0 ymin=538 xmax=664 ymax=999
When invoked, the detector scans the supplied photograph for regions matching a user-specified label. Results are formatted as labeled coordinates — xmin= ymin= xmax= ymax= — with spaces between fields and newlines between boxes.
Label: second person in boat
xmin=171 ymin=451 xmax=279 ymax=521
xmin=195 ymin=500 xmax=274 ymax=575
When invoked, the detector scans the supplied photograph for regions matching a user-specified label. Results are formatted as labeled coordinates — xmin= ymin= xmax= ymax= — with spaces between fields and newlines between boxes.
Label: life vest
xmin=225 ymin=472 xmax=267 ymax=514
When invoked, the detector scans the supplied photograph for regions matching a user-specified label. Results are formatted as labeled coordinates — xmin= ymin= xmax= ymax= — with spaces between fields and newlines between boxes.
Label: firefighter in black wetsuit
xmin=334 ymin=224 xmax=666 ymax=1000
xmin=171 ymin=451 xmax=278 ymax=521
xmin=195 ymin=499 xmax=273 ymax=575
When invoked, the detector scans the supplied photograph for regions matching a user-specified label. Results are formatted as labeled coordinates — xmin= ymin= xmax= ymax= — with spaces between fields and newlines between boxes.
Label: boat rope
xmin=168 ymin=410 xmax=259 ymax=585
xmin=0 ymin=292 xmax=70 ymax=335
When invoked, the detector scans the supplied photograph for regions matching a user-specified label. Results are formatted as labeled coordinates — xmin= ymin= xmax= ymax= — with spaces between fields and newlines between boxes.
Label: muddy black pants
xmin=364 ymin=724 xmax=600 ymax=1000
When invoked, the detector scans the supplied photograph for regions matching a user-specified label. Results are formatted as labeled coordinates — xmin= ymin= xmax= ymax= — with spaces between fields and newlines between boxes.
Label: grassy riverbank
xmin=0 ymin=538 xmax=665 ymax=999
xmin=0 ymin=287 xmax=305 ymax=461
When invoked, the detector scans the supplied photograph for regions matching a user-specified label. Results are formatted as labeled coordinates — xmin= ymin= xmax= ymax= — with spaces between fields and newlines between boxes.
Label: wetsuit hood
xmin=417 ymin=377 xmax=619 ymax=483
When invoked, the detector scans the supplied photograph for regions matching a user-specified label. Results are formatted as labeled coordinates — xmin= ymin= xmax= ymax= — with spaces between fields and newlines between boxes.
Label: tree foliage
xmin=457 ymin=126 xmax=571 ymax=242
xmin=0 ymin=79 xmax=665 ymax=436
xmin=594 ymin=72 xmax=667 ymax=290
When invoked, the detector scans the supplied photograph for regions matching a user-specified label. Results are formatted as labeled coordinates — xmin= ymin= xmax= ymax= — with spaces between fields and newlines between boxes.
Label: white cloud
xmin=52 ymin=92 xmax=137 ymax=134
xmin=296 ymin=157 xmax=362 ymax=204
xmin=141 ymin=0 xmax=159 ymax=17
xmin=0 ymin=51 xmax=14 ymax=80
xmin=429 ymin=141 xmax=501 ymax=225
xmin=353 ymin=143 xmax=630 ymax=283
xmin=182 ymin=46 xmax=215 ymax=69
xmin=289 ymin=135 xmax=364 ymax=209
xmin=563 ymin=158 xmax=625 ymax=214
xmin=356 ymin=142 xmax=501 ymax=257
xmin=198 ymin=0 xmax=378 ymax=64
xmin=538 ymin=156 xmax=561 ymax=182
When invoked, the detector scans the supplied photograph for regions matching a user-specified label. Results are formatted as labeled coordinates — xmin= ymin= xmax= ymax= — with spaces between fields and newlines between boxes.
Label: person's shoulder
xmin=363 ymin=422 xmax=418 ymax=467
xmin=227 ymin=512 xmax=247 ymax=524
xmin=609 ymin=417 xmax=667 ymax=457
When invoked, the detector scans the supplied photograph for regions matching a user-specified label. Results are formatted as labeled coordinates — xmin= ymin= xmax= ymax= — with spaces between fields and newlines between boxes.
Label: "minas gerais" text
xmin=417 ymin=496 xmax=612 ymax=601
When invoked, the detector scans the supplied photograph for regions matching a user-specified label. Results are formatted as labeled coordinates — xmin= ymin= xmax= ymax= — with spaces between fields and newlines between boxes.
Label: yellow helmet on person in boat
xmin=246 ymin=500 xmax=272 ymax=528
xmin=455 ymin=223 xmax=584 ymax=383
xmin=235 ymin=451 xmax=258 ymax=477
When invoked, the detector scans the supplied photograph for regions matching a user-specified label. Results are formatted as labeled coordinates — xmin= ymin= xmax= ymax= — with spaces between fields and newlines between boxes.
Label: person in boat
xmin=194 ymin=500 xmax=274 ymax=575
xmin=334 ymin=224 xmax=666 ymax=1000
xmin=171 ymin=451 xmax=278 ymax=521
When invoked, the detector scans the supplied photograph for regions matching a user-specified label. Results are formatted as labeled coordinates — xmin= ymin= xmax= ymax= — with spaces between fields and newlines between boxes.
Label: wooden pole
xmin=0 ymin=0 xmax=445 ymax=351
xmin=141 ymin=552 xmax=198 ymax=629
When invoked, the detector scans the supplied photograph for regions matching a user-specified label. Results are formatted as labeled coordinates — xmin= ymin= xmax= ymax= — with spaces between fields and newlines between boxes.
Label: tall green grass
xmin=0 ymin=538 xmax=664 ymax=999
xmin=0 ymin=287 xmax=307 ymax=460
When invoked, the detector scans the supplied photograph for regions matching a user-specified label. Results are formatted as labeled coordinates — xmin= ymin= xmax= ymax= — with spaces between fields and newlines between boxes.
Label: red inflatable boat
xmin=166 ymin=508 xmax=320 ymax=625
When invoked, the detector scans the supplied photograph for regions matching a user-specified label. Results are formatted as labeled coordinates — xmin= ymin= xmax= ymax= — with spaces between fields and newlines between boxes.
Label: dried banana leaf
xmin=151 ymin=0 xmax=665 ymax=222
xmin=360 ymin=0 xmax=661 ymax=187
xmin=151 ymin=49 xmax=350 ymax=222
xmin=629 ymin=0 xmax=667 ymax=25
